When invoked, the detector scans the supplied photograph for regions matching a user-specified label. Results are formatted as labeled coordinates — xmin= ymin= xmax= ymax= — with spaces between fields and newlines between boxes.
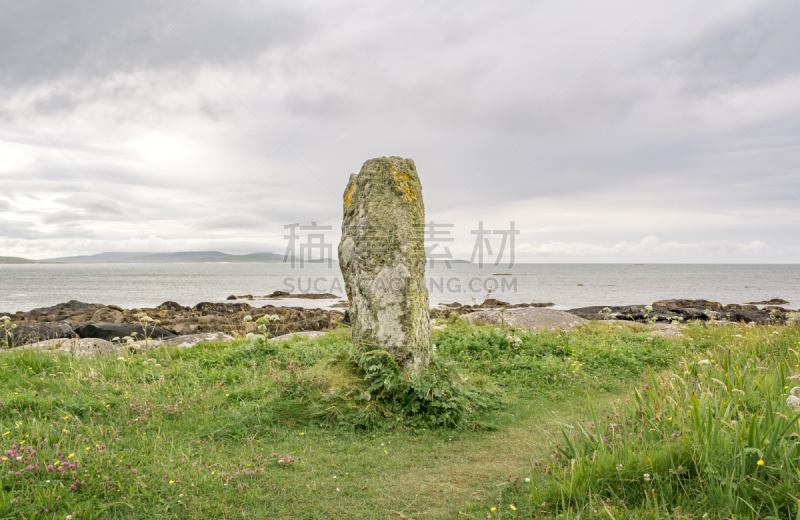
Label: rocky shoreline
xmin=0 ymin=300 xmax=345 ymax=348
xmin=1 ymin=297 xmax=796 ymax=350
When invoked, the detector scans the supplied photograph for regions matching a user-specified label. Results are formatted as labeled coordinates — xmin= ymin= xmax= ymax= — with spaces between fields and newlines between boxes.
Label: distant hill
xmin=41 ymin=251 xmax=289 ymax=264
xmin=0 ymin=256 xmax=58 ymax=264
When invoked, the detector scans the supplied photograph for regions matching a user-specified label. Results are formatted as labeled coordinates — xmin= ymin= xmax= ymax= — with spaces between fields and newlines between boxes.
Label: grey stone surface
xmin=338 ymin=157 xmax=430 ymax=368
xmin=161 ymin=332 xmax=234 ymax=347
xmin=75 ymin=322 xmax=175 ymax=341
xmin=5 ymin=338 xmax=118 ymax=358
xmin=269 ymin=331 xmax=327 ymax=342
xmin=2 ymin=321 xmax=75 ymax=347
xmin=464 ymin=307 xmax=587 ymax=332
xmin=129 ymin=332 xmax=235 ymax=349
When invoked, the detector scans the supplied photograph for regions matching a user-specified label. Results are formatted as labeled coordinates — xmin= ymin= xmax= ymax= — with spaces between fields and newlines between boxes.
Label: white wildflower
xmin=698 ymin=359 xmax=711 ymax=365
xmin=243 ymin=315 xmax=253 ymax=322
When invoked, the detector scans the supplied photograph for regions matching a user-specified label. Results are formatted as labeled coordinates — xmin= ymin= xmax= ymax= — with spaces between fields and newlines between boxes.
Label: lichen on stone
xmin=338 ymin=157 xmax=430 ymax=368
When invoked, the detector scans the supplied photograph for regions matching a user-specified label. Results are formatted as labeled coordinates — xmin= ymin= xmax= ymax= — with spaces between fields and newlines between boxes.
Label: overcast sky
xmin=1 ymin=0 xmax=798 ymax=263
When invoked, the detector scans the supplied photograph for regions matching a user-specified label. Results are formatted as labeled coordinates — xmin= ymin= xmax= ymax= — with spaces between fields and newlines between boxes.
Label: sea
xmin=1 ymin=263 xmax=798 ymax=313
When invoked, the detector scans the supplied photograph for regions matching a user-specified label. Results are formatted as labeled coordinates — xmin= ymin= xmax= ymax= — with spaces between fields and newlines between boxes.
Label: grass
xmin=467 ymin=323 xmax=800 ymax=519
xmin=0 ymin=318 xmax=796 ymax=518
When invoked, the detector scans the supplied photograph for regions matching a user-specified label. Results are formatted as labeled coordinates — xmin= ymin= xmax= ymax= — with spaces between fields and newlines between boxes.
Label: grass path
xmin=298 ymin=392 xmax=625 ymax=519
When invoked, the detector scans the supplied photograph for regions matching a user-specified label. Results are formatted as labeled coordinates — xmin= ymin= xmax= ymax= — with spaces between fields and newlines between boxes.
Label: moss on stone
xmin=338 ymin=157 xmax=431 ymax=368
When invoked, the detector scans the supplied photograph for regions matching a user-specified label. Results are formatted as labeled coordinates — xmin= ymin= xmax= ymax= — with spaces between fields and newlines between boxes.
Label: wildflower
xmin=510 ymin=505 xmax=516 ymax=510
xmin=643 ymin=473 xmax=651 ymax=481
xmin=757 ymin=460 xmax=764 ymax=466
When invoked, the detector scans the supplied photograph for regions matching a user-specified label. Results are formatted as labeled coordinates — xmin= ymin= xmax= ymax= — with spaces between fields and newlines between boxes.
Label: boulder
xmin=264 ymin=291 xmax=339 ymax=299
xmin=6 ymin=338 xmax=119 ymax=358
xmin=269 ymin=331 xmax=327 ymax=342
xmin=75 ymin=323 xmax=176 ymax=341
xmin=566 ymin=305 xmax=650 ymax=321
xmin=338 ymin=157 xmax=431 ymax=368
xmin=464 ymin=307 xmax=587 ymax=332
xmin=161 ymin=332 xmax=234 ymax=348
xmin=2 ymin=321 xmax=75 ymax=348
xmin=156 ymin=301 xmax=189 ymax=312
xmin=193 ymin=302 xmax=250 ymax=315
xmin=746 ymin=299 xmax=789 ymax=305
xmin=652 ymin=299 xmax=724 ymax=310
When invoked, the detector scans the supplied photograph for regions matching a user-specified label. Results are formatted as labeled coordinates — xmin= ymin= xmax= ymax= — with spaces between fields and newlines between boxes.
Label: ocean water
xmin=0 ymin=263 xmax=798 ymax=313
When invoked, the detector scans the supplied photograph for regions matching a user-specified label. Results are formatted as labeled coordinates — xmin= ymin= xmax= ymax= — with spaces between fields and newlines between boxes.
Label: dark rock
xmin=530 ymin=302 xmax=555 ymax=308
xmin=652 ymin=299 xmax=724 ymax=310
xmin=193 ymin=302 xmax=251 ymax=315
xmin=566 ymin=305 xmax=650 ymax=321
xmin=567 ymin=302 xmax=780 ymax=325
xmin=226 ymin=295 xmax=237 ymax=300
xmin=156 ymin=301 xmax=188 ymax=312
xmin=75 ymin=323 xmax=176 ymax=341
xmin=265 ymin=291 xmax=339 ymax=300
xmin=746 ymin=299 xmax=789 ymax=305
xmin=3 ymin=321 xmax=75 ymax=347
xmin=478 ymin=298 xmax=510 ymax=308
xmin=25 ymin=300 xmax=92 ymax=318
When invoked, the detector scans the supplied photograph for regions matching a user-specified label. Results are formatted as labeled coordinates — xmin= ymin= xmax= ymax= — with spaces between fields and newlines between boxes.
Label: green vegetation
xmin=1 ymin=319 xmax=797 ymax=518
xmin=469 ymin=324 xmax=800 ymax=519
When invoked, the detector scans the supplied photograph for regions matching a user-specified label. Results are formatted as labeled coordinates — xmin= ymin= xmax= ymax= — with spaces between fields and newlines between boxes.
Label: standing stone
xmin=338 ymin=157 xmax=431 ymax=368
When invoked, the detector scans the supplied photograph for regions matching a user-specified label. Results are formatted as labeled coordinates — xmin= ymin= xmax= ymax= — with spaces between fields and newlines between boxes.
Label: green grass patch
xmin=467 ymin=323 xmax=800 ymax=519
xmin=2 ymin=319 xmax=785 ymax=518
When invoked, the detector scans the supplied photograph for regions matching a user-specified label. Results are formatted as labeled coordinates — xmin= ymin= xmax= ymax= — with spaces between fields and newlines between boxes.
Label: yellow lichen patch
xmin=391 ymin=165 xmax=416 ymax=204
xmin=344 ymin=183 xmax=356 ymax=207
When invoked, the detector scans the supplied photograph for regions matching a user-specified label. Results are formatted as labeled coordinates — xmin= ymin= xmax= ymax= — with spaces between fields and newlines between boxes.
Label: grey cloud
xmin=0 ymin=1 xmax=312 ymax=91
xmin=1 ymin=0 xmax=798 ymax=260
xmin=667 ymin=2 xmax=800 ymax=93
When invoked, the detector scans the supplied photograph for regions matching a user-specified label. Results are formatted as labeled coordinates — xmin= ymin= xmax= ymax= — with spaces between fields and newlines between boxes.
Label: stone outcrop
xmin=338 ymin=157 xmax=431 ymax=368
xmin=226 ymin=292 xmax=339 ymax=301
xmin=746 ymin=299 xmax=789 ymax=305
xmin=432 ymin=300 xmax=554 ymax=318
xmin=2 ymin=337 xmax=119 ymax=358
xmin=567 ymin=300 xmax=796 ymax=324
xmin=2 ymin=321 xmax=75 ymax=348
xmin=463 ymin=307 xmax=587 ymax=332
xmin=2 ymin=300 xmax=345 ymax=348
xmin=75 ymin=323 xmax=176 ymax=342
